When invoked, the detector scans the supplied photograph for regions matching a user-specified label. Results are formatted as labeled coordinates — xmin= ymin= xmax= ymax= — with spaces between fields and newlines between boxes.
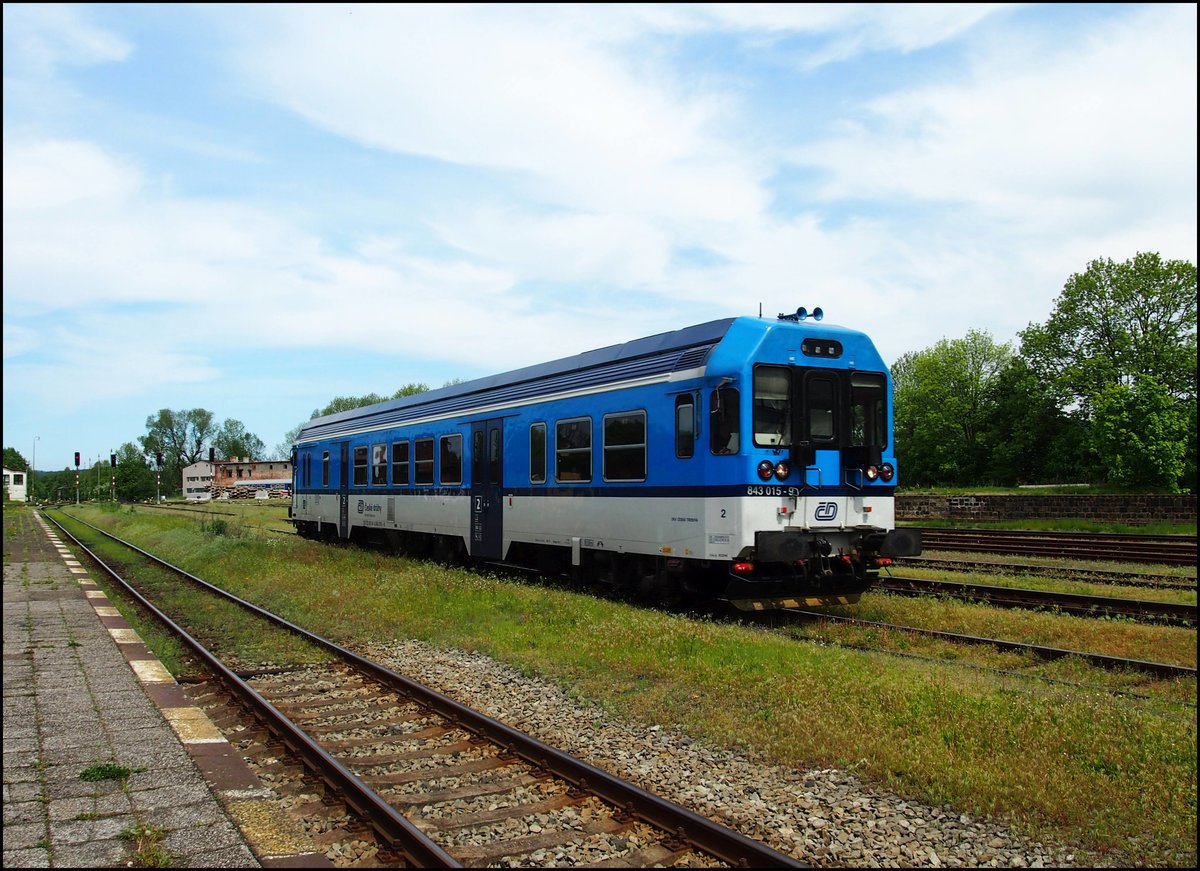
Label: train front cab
xmin=708 ymin=327 xmax=921 ymax=611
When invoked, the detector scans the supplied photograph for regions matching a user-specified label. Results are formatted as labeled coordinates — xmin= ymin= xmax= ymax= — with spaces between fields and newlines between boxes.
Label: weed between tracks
xmin=44 ymin=503 xmax=1200 ymax=867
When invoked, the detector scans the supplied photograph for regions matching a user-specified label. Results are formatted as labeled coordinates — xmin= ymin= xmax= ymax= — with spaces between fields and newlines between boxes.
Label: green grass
xmin=44 ymin=503 xmax=1199 ymax=866
xmin=119 ymin=823 xmax=171 ymax=867
xmin=80 ymin=761 xmax=141 ymax=782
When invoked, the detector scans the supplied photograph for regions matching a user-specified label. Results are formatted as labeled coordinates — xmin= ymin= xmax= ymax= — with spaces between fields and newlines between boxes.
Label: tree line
xmin=6 ymin=383 xmax=435 ymax=502
xmin=892 ymin=252 xmax=1196 ymax=492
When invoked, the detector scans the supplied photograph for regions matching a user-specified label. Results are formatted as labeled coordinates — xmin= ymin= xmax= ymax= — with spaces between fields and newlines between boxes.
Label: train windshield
xmin=753 ymin=365 xmax=791 ymax=446
xmin=849 ymin=373 xmax=887 ymax=448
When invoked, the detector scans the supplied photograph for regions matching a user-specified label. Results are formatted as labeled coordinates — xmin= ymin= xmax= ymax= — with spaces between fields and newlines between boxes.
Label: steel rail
xmin=905 ymin=527 xmax=1197 ymax=566
xmin=781 ymin=609 xmax=1196 ymax=680
xmin=49 ymin=510 xmax=802 ymax=868
xmin=875 ymin=576 xmax=1196 ymax=626
xmin=43 ymin=511 xmax=461 ymax=868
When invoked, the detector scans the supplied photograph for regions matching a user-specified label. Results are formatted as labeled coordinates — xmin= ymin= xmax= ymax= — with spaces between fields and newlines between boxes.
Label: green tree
xmin=139 ymin=408 xmax=217 ymax=498
xmin=891 ymin=331 xmax=1012 ymax=486
xmin=1021 ymin=253 xmax=1196 ymax=490
xmin=1020 ymin=252 xmax=1197 ymax=409
xmin=212 ymin=419 xmax=266 ymax=462
xmin=113 ymin=442 xmax=156 ymax=502
xmin=1089 ymin=377 xmax=1191 ymax=490
xmin=307 ymin=382 xmax=432 ymax=420
xmin=4 ymin=447 xmax=30 ymax=472
xmin=978 ymin=358 xmax=1094 ymax=485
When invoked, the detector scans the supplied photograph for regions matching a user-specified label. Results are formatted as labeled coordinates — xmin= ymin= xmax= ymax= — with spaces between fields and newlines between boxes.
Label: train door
xmin=801 ymin=370 xmax=841 ymax=485
xmin=338 ymin=441 xmax=350 ymax=539
xmin=470 ymin=419 xmax=504 ymax=559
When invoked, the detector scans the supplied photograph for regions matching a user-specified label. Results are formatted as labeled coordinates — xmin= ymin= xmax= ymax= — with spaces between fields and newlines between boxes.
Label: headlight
xmin=757 ymin=460 xmax=774 ymax=481
xmin=880 ymin=463 xmax=894 ymax=482
xmin=774 ymin=460 xmax=791 ymax=480
xmin=865 ymin=465 xmax=879 ymax=481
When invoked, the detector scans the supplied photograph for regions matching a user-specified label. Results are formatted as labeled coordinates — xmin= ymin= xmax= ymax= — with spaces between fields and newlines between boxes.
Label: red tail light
xmin=732 ymin=561 xmax=755 ymax=575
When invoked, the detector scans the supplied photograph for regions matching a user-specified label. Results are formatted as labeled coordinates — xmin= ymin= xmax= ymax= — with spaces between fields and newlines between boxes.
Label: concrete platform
xmin=2 ymin=506 xmax=329 ymax=868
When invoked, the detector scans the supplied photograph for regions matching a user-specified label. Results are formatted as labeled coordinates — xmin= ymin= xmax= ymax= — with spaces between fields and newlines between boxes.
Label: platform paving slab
xmin=4 ymin=508 xmax=330 ymax=869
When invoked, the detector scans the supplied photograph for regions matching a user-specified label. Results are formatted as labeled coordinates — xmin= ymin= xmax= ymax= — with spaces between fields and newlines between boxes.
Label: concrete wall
xmin=896 ymin=493 xmax=1197 ymax=526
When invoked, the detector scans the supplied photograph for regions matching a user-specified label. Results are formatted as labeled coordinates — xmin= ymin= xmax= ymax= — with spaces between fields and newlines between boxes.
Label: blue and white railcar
xmin=290 ymin=311 xmax=919 ymax=610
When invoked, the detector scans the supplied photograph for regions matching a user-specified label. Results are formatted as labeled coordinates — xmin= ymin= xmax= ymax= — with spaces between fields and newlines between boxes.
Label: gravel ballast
xmin=362 ymin=639 xmax=1116 ymax=868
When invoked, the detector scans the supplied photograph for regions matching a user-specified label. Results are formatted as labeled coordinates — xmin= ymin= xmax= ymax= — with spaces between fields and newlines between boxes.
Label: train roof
xmin=295 ymin=316 xmax=872 ymax=443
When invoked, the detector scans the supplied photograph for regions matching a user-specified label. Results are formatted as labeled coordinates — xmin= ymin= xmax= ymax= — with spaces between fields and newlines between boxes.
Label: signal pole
xmin=75 ymin=451 xmax=81 ymax=505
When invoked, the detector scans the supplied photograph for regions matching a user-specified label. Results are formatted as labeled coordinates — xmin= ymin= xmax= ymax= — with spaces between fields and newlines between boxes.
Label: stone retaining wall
xmin=896 ymin=494 xmax=1197 ymax=526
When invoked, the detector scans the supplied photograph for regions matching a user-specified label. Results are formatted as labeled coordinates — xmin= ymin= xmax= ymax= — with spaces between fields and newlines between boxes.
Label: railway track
xmin=44 ymin=510 xmax=800 ymax=868
xmin=905 ymin=526 xmax=1198 ymax=566
xmin=897 ymin=556 xmax=1196 ymax=591
xmin=875 ymin=576 xmax=1196 ymax=626
xmin=779 ymin=609 xmax=1196 ymax=680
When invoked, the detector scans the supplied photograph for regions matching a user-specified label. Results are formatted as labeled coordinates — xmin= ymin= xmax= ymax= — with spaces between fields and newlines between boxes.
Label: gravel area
xmin=363 ymin=639 xmax=1113 ymax=868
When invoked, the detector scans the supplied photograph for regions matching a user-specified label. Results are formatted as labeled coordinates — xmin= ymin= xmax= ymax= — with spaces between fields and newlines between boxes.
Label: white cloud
xmin=3 ymin=139 xmax=142 ymax=211
xmin=429 ymin=207 xmax=673 ymax=288
xmin=792 ymin=5 xmax=1197 ymax=228
xmin=2 ymin=3 xmax=132 ymax=75
xmin=235 ymin=6 xmax=766 ymax=223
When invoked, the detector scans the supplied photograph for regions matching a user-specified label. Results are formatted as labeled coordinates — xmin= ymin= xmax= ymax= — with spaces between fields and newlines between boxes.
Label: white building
xmin=3 ymin=468 xmax=29 ymax=502
xmin=181 ymin=461 xmax=216 ymax=501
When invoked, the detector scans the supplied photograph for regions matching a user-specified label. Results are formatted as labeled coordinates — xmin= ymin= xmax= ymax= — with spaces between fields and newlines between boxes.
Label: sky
xmin=4 ymin=3 xmax=1197 ymax=473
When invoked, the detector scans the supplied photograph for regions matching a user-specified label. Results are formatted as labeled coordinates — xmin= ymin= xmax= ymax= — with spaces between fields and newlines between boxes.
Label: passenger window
xmin=530 ymin=423 xmax=546 ymax=483
xmin=710 ymin=387 xmax=740 ymax=454
xmin=555 ymin=418 xmax=592 ymax=482
xmin=322 ymin=451 xmax=329 ymax=487
xmin=440 ymin=434 xmax=462 ymax=485
xmin=415 ymin=438 xmax=434 ymax=485
xmin=371 ymin=444 xmax=387 ymax=485
xmin=353 ymin=446 xmax=369 ymax=486
xmin=604 ymin=411 xmax=646 ymax=481
xmin=675 ymin=397 xmax=694 ymax=459
xmin=392 ymin=441 xmax=409 ymax=485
